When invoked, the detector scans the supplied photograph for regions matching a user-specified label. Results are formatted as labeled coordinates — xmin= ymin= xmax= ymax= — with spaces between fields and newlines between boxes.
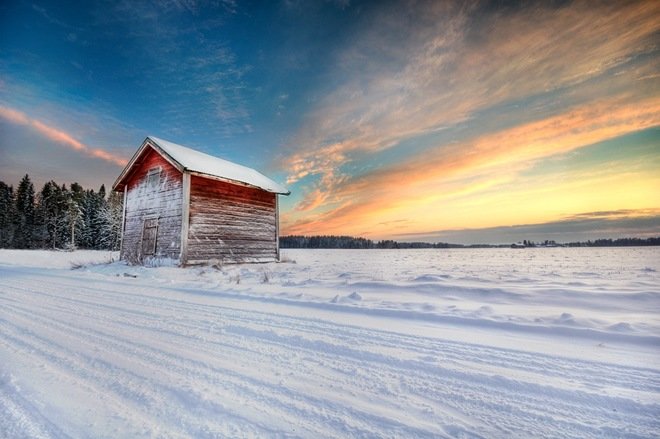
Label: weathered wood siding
xmin=120 ymin=147 xmax=183 ymax=264
xmin=187 ymin=176 xmax=277 ymax=264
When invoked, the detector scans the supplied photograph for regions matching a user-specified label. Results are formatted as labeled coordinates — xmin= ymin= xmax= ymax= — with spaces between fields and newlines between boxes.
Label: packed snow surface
xmin=0 ymin=247 xmax=658 ymax=438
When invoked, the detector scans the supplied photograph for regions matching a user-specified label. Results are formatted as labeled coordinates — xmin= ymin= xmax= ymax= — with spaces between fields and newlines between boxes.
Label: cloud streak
xmin=0 ymin=105 xmax=128 ymax=167
xmin=283 ymin=2 xmax=658 ymax=176
xmin=279 ymin=0 xmax=660 ymax=239
xmin=282 ymin=96 xmax=660 ymax=237
xmin=99 ymin=0 xmax=250 ymax=140
xmin=393 ymin=209 xmax=660 ymax=245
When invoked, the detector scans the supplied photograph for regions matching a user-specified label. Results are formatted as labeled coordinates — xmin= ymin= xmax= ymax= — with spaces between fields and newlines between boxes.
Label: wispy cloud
xmin=31 ymin=4 xmax=78 ymax=29
xmin=98 ymin=0 xmax=248 ymax=139
xmin=565 ymin=209 xmax=660 ymax=221
xmin=0 ymin=105 xmax=128 ymax=167
xmin=280 ymin=0 xmax=660 ymax=238
xmin=0 ymin=106 xmax=29 ymax=125
xmin=393 ymin=209 xmax=660 ymax=245
xmin=282 ymin=96 xmax=660 ymax=236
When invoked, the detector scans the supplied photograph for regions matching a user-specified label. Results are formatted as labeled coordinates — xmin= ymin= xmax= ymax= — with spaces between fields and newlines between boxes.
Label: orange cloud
xmin=279 ymin=0 xmax=660 ymax=231
xmin=282 ymin=96 xmax=660 ymax=237
xmin=31 ymin=120 xmax=86 ymax=151
xmin=0 ymin=106 xmax=30 ymax=125
xmin=0 ymin=105 xmax=127 ymax=167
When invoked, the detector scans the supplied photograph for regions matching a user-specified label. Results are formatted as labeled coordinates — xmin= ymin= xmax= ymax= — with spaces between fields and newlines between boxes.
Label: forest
xmin=280 ymin=235 xmax=660 ymax=249
xmin=0 ymin=174 xmax=122 ymax=250
xmin=281 ymin=235 xmax=463 ymax=249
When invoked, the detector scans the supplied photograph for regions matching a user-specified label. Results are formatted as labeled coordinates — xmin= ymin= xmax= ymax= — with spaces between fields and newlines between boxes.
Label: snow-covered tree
xmin=7 ymin=176 xmax=121 ymax=250
xmin=13 ymin=174 xmax=36 ymax=248
xmin=98 ymin=190 xmax=123 ymax=251
xmin=36 ymin=181 xmax=68 ymax=249
xmin=0 ymin=181 xmax=14 ymax=248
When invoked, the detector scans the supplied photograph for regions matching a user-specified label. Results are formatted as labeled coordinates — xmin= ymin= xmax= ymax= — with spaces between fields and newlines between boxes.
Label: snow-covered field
xmin=0 ymin=247 xmax=658 ymax=438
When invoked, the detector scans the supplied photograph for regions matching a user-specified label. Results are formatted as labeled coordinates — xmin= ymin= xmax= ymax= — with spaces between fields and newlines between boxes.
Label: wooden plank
xmin=190 ymin=215 xmax=274 ymax=227
xmin=190 ymin=185 xmax=275 ymax=200
xmin=190 ymin=196 xmax=274 ymax=211
xmin=186 ymin=238 xmax=277 ymax=247
xmin=188 ymin=231 xmax=277 ymax=240
xmin=189 ymin=206 xmax=274 ymax=217
xmin=187 ymin=250 xmax=276 ymax=257
xmin=190 ymin=195 xmax=274 ymax=211
xmin=186 ymin=257 xmax=276 ymax=265
xmin=190 ymin=200 xmax=275 ymax=214
xmin=189 ymin=214 xmax=275 ymax=227
xmin=189 ymin=221 xmax=276 ymax=231
xmin=187 ymin=240 xmax=277 ymax=248
xmin=187 ymin=248 xmax=276 ymax=256
xmin=186 ymin=245 xmax=276 ymax=252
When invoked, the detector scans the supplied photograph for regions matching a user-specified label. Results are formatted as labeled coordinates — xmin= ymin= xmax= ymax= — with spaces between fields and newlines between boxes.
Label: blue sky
xmin=1 ymin=0 xmax=659 ymax=243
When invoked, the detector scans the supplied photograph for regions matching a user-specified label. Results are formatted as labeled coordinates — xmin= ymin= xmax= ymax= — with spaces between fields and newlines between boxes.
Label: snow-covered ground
xmin=0 ymin=248 xmax=658 ymax=438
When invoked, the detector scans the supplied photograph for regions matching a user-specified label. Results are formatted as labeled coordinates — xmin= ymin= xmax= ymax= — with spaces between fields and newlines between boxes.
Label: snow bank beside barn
xmin=0 ymin=249 xmax=118 ymax=269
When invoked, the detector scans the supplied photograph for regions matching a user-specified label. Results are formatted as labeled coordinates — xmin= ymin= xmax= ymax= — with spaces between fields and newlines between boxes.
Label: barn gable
xmin=113 ymin=137 xmax=289 ymax=265
xmin=114 ymin=136 xmax=289 ymax=195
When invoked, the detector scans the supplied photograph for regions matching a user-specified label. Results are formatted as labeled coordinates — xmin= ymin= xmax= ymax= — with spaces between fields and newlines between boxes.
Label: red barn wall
xmin=121 ymin=147 xmax=183 ymax=264
xmin=186 ymin=175 xmax=277 ymax=264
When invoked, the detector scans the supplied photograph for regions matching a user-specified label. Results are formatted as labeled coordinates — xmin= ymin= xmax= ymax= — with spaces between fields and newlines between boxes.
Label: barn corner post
xmin=119 ymin=185 xmax=128 ymax=259
xmin=180 ymin=171 xmax=191 ymax=266
xmin=275 ymin=195 xmax=280 ymax=262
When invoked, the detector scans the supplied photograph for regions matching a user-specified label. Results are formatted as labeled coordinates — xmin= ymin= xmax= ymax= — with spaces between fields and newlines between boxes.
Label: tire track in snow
xmin=5 ymin=276 xmax=656 ymax=403
xmin=4 ymin=277 xmax=657 ymax=410
xmin=1 ymin=280 xmax=452 ymax=437
xmin=1 ymin=266 xmax=659 ymax=438
xmin=2 ymin=276 xmax=656 ymax=436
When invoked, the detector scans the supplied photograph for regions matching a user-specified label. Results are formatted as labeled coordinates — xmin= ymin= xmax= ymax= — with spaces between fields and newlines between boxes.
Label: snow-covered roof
xmin=114 ymin=136 xmax=290 ymax=195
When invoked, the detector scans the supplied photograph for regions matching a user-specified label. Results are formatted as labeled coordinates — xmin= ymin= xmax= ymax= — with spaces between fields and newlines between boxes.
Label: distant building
xmin=113 ymin=136 xmax=289 ymax=265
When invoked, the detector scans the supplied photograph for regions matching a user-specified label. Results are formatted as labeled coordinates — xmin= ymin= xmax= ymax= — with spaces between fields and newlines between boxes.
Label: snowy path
xmin=1 ymin=257 xmax=659 ymax=437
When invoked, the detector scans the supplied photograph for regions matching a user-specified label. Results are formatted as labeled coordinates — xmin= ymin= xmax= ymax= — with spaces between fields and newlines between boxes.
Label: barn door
xmin=141 ymin=218 xmax=158 ymax=258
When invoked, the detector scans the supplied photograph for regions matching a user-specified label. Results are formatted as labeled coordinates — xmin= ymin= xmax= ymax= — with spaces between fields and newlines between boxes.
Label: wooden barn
xmin=113 ymin=136 xmax=290 ymax=265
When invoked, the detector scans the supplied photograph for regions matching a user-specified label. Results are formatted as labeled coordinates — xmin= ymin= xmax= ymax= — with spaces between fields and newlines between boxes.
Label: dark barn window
xmin=146 ymin=168 xmax=161 ymax=189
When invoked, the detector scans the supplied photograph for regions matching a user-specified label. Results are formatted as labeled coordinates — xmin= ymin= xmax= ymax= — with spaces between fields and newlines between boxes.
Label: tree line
xmin=280 ymin=235 xmax=660 ymax=249
xmin=280 ymin=235 xmax=463 ymax=249
xmin=0 ymin=174 xmax=123 ymax=250
xmin=564 ymin=237 xmax=660 ymax=247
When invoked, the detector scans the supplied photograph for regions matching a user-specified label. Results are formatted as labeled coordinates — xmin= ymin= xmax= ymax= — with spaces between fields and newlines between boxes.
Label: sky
xmin=0 ymin=0 xmax=658 ymax=244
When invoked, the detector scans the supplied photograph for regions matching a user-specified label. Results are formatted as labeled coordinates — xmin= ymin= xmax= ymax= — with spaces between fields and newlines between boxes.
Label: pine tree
xmin=0 ymin=182 xmax=15 ymax=247
xmin=90 ymin=186 xmax=107 ymax=249
xmin=79 ymin=189 xmax=98 ymax=249
xmin=13 ymin=174 xmax=36 ymax=248
xmin=36 ymin=181 xmax=68 ymax=249
xmin=98 ymin=190 xmax=123 ymax=251
xmin=65 ymin=183 xmax=85 ymax=250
